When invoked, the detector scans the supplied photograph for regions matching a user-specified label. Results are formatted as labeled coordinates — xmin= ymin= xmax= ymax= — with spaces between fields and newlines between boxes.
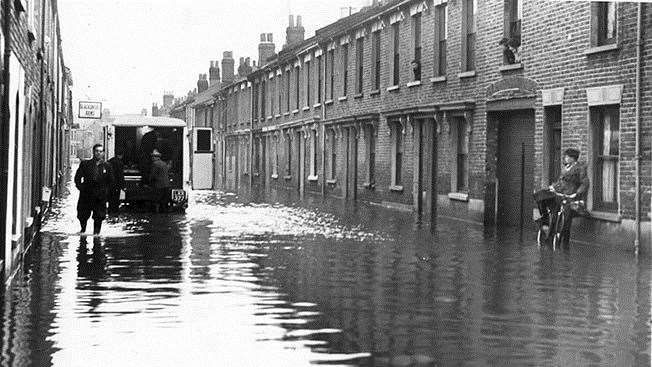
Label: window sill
xmin=307 ymin=175 xmax=319 ymax=182
xmin=499 ymin=63 xmax=523 ymax=72
xmin=363 ymin=182 xmax=375 ymax=190
xmin=292 ymin=109 xmax=300 ymax=114
xmin=370 ymin=89 xmax=380 ymax=96
xmin=407 ymin=80 xmax=422 ymax=88
xmin=283 ymin=112 xmax=290 ymax=116
xmin=589 ymin=210 xmax=621 ymax=223
xmin=338 ymin=96 xmax=348 ymax=102
xmin=313 ymin=103 xmax=322 ymax=108
xmin=266 ymin=116 xmax=273 ymax=120
xmin=389 ymin=185 xmax=404 ymax=192
xmin=271 ymin=174 xmax=279 ymax=179
xmin=275 ymin=114 xmax=282 ymax=118
xmin=354 ymin=93 xmax=364 ymax=99
xmin=326 ymin=179 xmax=337 ymax=185
xmin=458 ymin=71 xmax=476 ymax=79
xmin=430 ymin=76 xmax=447 ymax=83
xmin=386 ymin=85 xmax=400 ymax=92
xmin=302 ymin=106 xmax=310 ymax=111
xmin=284 ymin=175 xmax=292 ymax=180
xmin=448 ymin=192 xmax=469 ymax=202
xmin=584 ymin=43 xmax=620 ymax=56
xmin=324 ymin=99 xmax=334 ymax=105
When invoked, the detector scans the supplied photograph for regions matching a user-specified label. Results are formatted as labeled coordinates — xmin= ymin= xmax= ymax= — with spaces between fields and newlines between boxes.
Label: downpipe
xmin=634 ymin=3 xmax=642 ymax=254
xmin=1 ymin=0 xmax=12 ymax=277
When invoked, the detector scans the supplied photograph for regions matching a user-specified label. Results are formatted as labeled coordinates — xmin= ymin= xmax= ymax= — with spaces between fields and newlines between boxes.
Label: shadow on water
xmin=0 ymin=181 xmax=649 ymax=366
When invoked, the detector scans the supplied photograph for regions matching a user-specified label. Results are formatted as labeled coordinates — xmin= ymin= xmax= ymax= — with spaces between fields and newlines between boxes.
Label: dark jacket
xmin=75 ymin=159 xmax=114 ymax=200
xmin=552 ymin=162 xmax=589 ymax=197
xmin=150 ymin=159 xmax=170 ymax=189
xmin=108 ymin=156 xmax=125 ymax=189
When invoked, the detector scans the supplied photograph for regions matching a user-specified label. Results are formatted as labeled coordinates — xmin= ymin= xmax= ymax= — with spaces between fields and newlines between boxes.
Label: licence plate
xmin=171 ymin=189 xmax=186 ymax=202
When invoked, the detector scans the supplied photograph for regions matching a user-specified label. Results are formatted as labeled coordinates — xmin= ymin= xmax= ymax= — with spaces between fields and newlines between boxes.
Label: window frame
xmin=342 ymin=43 xmax=349 ymax=96
xmin=413 ymin=12 xmax=422 ymax=81
xmin=450 ymin=116 xmax=470 ymax=193
xmin=391 ymin=122 xmax=404 ymax=186
xmin=591 ymin=105 xmax=620 ymax=212
xmin=372 ymin=30 xmax=381 ymax=90
xmin=392 ymin=22 xmax=400 ymax=86
xmin=434 ymin=3 xmax=447 ymax=77
xmin=356 ymin=36 xmax=365 ymax=94
xmin=461 ymin=0 xmax=477 ymax=72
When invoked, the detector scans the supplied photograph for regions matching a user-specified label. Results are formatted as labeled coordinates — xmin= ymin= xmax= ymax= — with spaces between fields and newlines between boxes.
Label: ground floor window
xmin=286 ymin=133 xmax=292 ymax=176
xmin=366 ymin=124 xmax=376 ymax=185
xmin=450 ymin=117 xmax=469 ymax=192
xmin=391 ymin=122 xmax=403 ymax=186
xmin=272 ymin=135 xmax=279 ymax=176
xmin=310 ymin=129 xmax=318 ymax=177
xmin=329 ymin=129 xmax=337 ymax=180
xmin=592 ymin=105 xmax=619 ymax=211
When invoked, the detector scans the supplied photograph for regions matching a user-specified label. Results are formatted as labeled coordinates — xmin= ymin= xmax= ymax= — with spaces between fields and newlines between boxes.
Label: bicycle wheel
xmin=552 ymin=211 xmax=566 ymax=249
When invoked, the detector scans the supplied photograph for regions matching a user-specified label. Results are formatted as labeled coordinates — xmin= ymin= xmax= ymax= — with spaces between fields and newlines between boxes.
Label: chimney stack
xmin=152 ymin=103 xmax=159 ymax=117
xmin=221 ymin=51 xmax=235 ymax=84
xmin=258 ymin=32 xmax=275 ymax=66
xmin=209 ymin=60 xmax=221 ymax=87
xmin=163 ymin=91 xmax=174 ymax=108
xmin=197 ymin=73 xmax=209 ymax=93
xmin=285 ymin=14 xmax=305 ymax=48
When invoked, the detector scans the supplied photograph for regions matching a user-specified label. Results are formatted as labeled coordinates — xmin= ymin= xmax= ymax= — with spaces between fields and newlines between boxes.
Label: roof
xmin=190 ymin=84 xmax=222 ymax=108
xmin=108 ymin=115 xmax=186 ymax=128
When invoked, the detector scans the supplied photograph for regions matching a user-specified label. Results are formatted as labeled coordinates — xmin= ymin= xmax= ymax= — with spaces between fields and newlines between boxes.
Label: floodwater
xmin=0 ymin=178 xmax=649 ymax=367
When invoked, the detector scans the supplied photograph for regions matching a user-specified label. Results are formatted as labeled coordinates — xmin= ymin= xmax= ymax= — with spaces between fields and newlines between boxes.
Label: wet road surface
xmin=0 ymin=178 xmax=650 ymax=366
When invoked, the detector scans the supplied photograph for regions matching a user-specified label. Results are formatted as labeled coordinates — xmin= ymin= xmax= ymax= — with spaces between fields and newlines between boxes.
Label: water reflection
xmin=0 ymin=181 xmax=649 ymax=366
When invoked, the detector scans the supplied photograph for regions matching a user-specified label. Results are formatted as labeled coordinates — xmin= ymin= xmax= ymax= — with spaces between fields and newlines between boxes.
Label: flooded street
xmin=0 ymin=178 xmax=649 ymax=367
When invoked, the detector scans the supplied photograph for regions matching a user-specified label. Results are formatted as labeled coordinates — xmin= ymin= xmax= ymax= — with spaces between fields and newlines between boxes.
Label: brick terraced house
xmin=1 ymin=0 xmax=74 ymax=279
xmin=175 ymin=0 xmax=651 ymax=251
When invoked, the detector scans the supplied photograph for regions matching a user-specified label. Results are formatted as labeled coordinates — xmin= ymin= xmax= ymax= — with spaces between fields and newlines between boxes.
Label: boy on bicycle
xmin=533 ymin=148 xmax=589 ymax=231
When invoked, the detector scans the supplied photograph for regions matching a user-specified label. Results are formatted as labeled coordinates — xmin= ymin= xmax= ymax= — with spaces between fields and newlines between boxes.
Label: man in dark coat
xmin=534 ymin=148 xmax=589 ymax=228
xmin=149 ymin=149 xmax=170 ymax=213
xmin=75 ymin=144 xmax=114 ymax=234
xmin=107 ymin=150 xmax=125 ymax=214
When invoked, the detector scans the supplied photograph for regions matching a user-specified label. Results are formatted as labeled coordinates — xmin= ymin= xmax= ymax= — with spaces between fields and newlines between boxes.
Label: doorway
xmin=496 ymin=110 xmax=535 ymax=228
xmin=345 ymin=127 xmax=358 ymax=200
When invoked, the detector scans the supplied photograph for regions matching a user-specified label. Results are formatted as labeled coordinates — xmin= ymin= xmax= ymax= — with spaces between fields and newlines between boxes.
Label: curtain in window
xmin=600 ymin=112 xmax=618 ymax=203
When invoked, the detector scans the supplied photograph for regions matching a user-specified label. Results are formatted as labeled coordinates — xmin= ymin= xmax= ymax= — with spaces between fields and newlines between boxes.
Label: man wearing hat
xmin=149 ymin=148 xmax=170 ymax=213
xmin=534 ymin=148 xmax=589 ymax=229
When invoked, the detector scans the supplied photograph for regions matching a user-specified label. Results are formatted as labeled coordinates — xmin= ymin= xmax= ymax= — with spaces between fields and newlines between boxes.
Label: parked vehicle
xmin=103 ymin=115 xmax=190 ymax=211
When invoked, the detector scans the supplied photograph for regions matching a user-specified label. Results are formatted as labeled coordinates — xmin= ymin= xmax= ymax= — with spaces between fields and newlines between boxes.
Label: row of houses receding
xmin=168 ymin=0 xmax=651 ymax=252
xmin=0 ymin=0 xmax=73 ymax=280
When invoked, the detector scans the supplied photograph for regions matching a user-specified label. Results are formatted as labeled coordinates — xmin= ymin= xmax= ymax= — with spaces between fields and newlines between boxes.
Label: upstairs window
xmin=592 ymin=2 xmax=617 ymax=46
xmin=270 ymin=76 xmax=275 ymax=116
xmin=434 ymin=3 xmax=447 ymax=77
xmin=412 ymin=13 xmax=422 ymax=81
xmin=328 ymin=49 xmax=335 ymax=100
xmin=502 ymin=0 xmax=522 ymax=64
xmin=261 ymin=80 xmax=266 ymax=118
xmin=342 ymin=44 xmax=349 ymax=96
xmin=306 ymin=59 xmax=311 ymax=107
xmin=372 ymin=31 xmax=381 ymax=90
xmin=286 ymin=69 xmax=291 ymax=112
xmin=462 ymin=0 xmax=477 ymax=72
xmin=295 ymin=66 xmax=300 ymax=110
xmin=356 ymin=37 xmax=364 ymax=94
xmin=277 ymin=72 xmax=282 ymax=113
xmin=392 ymin=23 xmax=400 ymax=86
xmin=316 ymin=55 xmax=322 ymax=103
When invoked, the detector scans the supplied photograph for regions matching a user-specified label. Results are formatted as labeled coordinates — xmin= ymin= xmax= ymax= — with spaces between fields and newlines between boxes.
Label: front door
xmin=496 ymin=110 xmax=535 ymax=228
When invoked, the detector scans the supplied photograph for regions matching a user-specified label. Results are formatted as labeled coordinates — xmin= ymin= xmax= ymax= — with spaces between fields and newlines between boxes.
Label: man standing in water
xmin=75 ymin=144 xmax=114 ymax=235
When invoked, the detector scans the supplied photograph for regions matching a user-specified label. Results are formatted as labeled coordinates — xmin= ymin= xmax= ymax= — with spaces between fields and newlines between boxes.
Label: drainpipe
xmin=634 ymin=3 xmax=642 ymax=254
xmin=321 ymin=43 xmax=327 ymax=198
xmin=1 ymin=0 xmax=12 ymax=271
xmin=249 ymin=81 xmax=254 ymax=188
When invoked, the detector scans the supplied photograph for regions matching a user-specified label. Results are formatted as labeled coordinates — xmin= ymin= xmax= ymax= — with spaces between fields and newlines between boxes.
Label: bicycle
xmin=537 ymin=192 xmax=584 ymax=249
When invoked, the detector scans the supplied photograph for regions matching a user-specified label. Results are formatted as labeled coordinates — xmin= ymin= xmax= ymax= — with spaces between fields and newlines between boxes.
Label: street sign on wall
xmin=78 ymin=101 xmax=102 ymax=119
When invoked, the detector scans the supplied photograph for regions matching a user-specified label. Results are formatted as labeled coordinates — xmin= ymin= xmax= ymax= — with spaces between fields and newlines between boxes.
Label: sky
xmin=58 ymin=0 xmax=372 ymax=116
